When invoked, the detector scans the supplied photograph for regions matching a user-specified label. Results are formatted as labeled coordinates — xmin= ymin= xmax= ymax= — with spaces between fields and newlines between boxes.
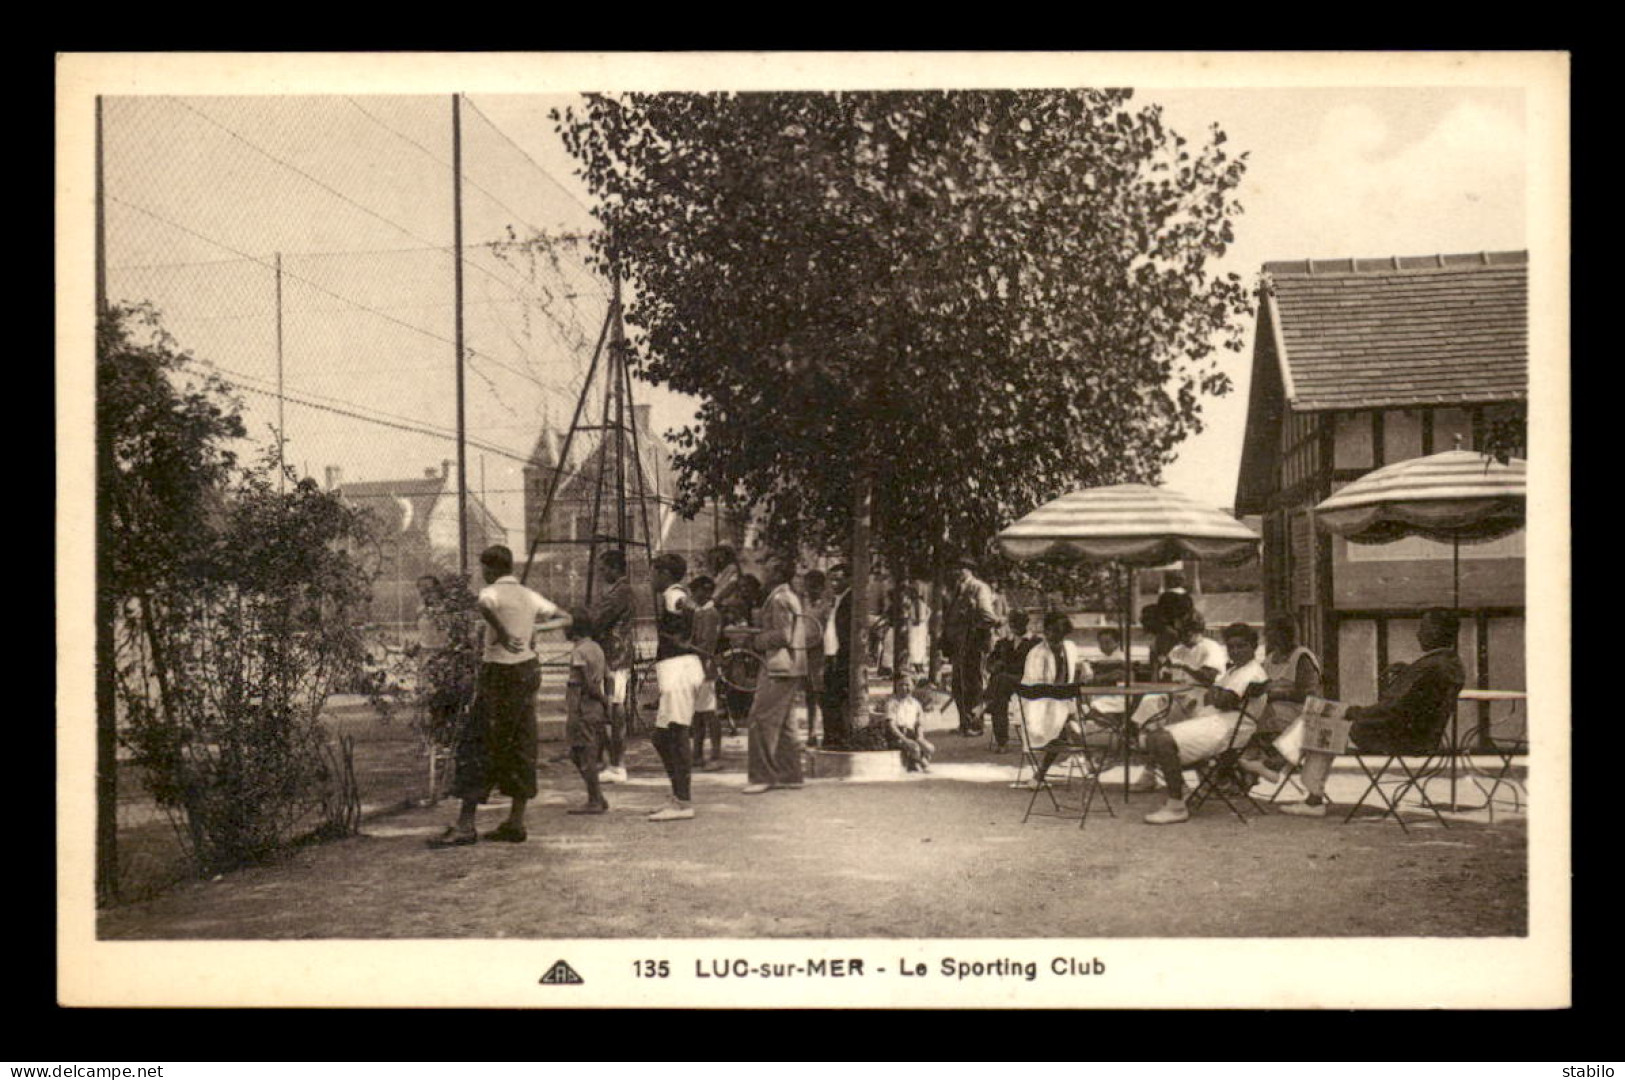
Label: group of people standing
xmin=423 ymin=541 xmax=1469 ymax=845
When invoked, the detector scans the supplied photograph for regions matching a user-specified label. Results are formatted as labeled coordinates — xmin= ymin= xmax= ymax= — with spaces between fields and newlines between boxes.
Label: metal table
xmin=1415 ymin=688 xmax=1528 ymax=814
xmin=1436 ymin=688 xmax=1528 ymax=818
xmin=1073 ymin=681 xmax=1192 ymax=801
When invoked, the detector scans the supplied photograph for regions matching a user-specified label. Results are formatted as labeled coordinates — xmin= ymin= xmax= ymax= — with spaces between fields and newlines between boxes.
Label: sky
xmin=100 ymin=83 xmax=1528 ymax=537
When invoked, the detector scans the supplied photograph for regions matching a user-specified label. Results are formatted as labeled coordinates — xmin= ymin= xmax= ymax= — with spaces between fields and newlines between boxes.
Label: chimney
xmin=442 ymin=459 xmax=454 ymax=480
xmin=324 ymin=465 xmax=342 ymax=491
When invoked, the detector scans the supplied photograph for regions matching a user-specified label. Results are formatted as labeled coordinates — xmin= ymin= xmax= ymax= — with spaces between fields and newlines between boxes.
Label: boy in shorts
xmin=564 ymin=608 xmax=611 ymax=814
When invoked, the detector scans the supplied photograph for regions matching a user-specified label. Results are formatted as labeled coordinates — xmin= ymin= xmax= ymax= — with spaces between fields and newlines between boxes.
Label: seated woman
xmin=1237 ymin=615 xmax=1323 ymax=784
xmin=1016 ymin=612 xmax=1095 ymax=789
xmin=1130 ymin=613 xmax=1226 ymax=732
xmin=1135 ymin=622 xmax=1270 ymax=825
xmin=1274 ymin=608 xmax=1466 ymax=818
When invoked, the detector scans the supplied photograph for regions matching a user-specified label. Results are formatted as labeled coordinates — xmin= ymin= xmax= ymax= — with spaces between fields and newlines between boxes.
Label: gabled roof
xmin=1233 ymin=251 xmax=1529 ymax=515
xmin=1264 ymin=250 xmax=1527 ymax=410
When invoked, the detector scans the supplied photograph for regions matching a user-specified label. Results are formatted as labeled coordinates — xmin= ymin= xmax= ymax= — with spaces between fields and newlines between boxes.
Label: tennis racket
xmin=705 ymin=612 xmax=824 ymax=694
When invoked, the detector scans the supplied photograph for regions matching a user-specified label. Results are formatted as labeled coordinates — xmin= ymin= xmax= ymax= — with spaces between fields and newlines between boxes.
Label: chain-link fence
xmin=99 ymin=93 xmax=741 ymax=902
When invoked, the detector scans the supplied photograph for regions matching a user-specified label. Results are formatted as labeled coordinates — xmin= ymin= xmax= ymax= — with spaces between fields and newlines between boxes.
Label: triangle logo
xmin=540 ymin=959 xmax=585 ymax=985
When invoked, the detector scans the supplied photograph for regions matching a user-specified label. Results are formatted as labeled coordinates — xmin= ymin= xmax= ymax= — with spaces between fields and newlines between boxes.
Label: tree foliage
xmin=102 ymin=305 xmax=377 ymax=874
xmin=554 ymin=90 xmax=1252 ymax=586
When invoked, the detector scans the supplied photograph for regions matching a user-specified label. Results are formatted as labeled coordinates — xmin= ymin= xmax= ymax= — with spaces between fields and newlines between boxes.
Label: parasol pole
xmin=1120 ymin=560 xmax=1134 ymax=800
xmin=1453 ymin=537 xmax=1461 ymax=611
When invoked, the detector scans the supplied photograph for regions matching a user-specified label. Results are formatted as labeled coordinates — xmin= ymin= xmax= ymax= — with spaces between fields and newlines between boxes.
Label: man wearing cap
xmin=943 ymin=557 xmax=1001 ymax=737
xmin=429 ymin=545 xmax=570 ymax=848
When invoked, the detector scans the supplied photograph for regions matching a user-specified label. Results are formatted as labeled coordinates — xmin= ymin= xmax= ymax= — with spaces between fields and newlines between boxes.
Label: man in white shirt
xmin=430 ymin=546 xmax=570 ymax=848
xmin=744 ymin=550 xmax=808 ymax=794
xmin=1131 ymin=614 xmax=1226 ymax=731
xmin=1138 ymin=622 xmax=1270 ymax=825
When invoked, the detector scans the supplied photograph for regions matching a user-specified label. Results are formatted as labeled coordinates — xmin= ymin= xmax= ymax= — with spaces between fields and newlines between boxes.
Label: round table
xmin=1427 ymin=688 xmax=1527 ymax=817
xmin=1072 ymin=681 xmax=1194 ymax=800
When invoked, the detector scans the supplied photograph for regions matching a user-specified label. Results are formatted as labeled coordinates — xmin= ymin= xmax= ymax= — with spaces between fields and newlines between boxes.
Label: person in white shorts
xmin=650 ymin=553 xmax=704 ymax=821
xmin=1131 ymin=614 xmax=1226 ymax=731
xmin=1137 ymin=622 xmax=1269 ymax=824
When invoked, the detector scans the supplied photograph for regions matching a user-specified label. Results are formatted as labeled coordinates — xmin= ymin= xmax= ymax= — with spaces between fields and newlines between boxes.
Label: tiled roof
xmin=1265 ymin=251 xmax=1527 ymax=410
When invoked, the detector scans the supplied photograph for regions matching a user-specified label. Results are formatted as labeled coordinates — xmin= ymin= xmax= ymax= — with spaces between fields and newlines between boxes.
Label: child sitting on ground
xmin=885 ymin=672 xmax=935 ymax=772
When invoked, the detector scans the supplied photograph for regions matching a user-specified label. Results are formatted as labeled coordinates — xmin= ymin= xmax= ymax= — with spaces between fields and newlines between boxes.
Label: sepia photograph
xmin=55 ymin=51 xmax=1570 ymax=1009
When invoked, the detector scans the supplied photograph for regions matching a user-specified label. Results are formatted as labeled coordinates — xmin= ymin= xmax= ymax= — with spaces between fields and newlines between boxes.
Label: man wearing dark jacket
xmin=820 ymin=563 xmax=853 ymax=750
xmin=1279 ymin=607 xmax=1467 ymax=817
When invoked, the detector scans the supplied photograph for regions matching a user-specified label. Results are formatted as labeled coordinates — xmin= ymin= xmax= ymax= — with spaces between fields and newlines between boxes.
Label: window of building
xmin=1334 ymin=411 xmax=1374 ymax=470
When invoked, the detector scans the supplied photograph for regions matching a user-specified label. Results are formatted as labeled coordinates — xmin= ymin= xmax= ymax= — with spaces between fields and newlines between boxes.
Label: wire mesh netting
xmin=99 ymin=93 xmax=738 ymax=900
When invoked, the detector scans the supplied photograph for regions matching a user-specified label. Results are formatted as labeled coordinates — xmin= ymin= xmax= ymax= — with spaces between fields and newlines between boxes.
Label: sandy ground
xmin=97 ymin=707 xmax=1527 ymax=941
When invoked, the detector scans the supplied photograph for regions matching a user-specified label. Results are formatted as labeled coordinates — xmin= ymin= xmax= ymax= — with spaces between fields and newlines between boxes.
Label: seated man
xmin=1082 ymin=626 xmax=1129 ymax=730
xmin=1135 ymin=622 xmax=1269 ymax=825
xmin=1276 ymin=608 xmax=1467 ymax=818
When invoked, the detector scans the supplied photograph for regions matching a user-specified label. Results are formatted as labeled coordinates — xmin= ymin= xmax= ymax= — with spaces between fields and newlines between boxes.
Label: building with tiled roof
xmin=1233 ymin=251 xmax=1526 ymax=713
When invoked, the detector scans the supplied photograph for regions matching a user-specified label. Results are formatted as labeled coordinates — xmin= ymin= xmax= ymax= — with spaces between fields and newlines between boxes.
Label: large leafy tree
xmin=556 ymin=90 xmax=1251 ymax=705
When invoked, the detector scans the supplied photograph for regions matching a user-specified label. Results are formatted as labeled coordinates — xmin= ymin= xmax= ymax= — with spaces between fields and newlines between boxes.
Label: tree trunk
xmin=847 ymin=466 xmax=872 ymax=729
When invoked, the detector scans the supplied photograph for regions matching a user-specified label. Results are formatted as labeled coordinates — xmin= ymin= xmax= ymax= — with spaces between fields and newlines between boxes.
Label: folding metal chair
xmin=1339 ymin=679 xmax=1464 ymax=833
xmin=1014 ymin=683 xmax=1115 ymax=828
xmin=1186 ymin=682 xmax=1273 ymax=823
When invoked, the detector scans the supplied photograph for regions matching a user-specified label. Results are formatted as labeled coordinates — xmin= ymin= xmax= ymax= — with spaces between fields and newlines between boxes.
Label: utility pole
xmin=95 ymin=94 xmax=118 ymax=906
xmin=275 ymin=251 xmax=285 ymax=490
xmin=452 ymin=94 xmax=469 ymax=580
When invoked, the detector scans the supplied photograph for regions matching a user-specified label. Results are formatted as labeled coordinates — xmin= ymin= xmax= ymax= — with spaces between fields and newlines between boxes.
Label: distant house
xmin=1233 ymin=251 xmax=1527 ymax=704
xmin=328 ymin=461 xmax=507 ymax=629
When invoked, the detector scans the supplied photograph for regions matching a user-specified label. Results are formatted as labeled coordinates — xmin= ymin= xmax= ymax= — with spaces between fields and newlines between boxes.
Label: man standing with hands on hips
xmin=430 ymin=545 xmax=570 ymax=848
xmin=743 ymin=550 xmax=808 ymax=794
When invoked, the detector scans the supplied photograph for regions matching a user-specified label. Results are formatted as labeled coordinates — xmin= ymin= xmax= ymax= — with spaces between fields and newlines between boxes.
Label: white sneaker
xmin=648 ymin=802 xmax=695 ymax=821
xmin=741 ymin=783 xmax=773 ymax=795
xmin=1278 ymin=800 xmax=1327 ymax=818
xmin=1143 ymin=799 xmax=1190 ymax=825
xmin=600 ymin=765 xmax=628 ymax=784
xmin=1239 ymin=758 xmax=1282 ymax=784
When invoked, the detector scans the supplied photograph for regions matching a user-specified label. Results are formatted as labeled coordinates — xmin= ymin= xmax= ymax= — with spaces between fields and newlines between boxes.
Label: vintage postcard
xmin=56 ymin=50 xmax=1570 ymax=1009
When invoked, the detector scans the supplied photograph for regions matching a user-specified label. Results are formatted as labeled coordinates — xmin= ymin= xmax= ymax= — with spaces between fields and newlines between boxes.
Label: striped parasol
xmin=1315 ymin=446 xmax=1526 ymax=607
xmin=996 ymin=483 xmax=1259 ymax=801
xmin=996 ymin=483 xmax=1261 ymax=567
xmin=1315 ymin=448 xmax=1526 ymax=544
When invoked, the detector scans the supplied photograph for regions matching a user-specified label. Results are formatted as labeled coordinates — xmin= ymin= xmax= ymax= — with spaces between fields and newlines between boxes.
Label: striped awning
xmin=1316 ymin=449 xmax=1526 ymax=544
xmin=996 ymin=484 xmax=1260 ymax=566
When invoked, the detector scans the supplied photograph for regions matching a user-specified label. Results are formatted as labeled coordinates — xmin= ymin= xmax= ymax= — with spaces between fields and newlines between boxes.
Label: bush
xmin=104 ymin=305 xmax=376 ymax=875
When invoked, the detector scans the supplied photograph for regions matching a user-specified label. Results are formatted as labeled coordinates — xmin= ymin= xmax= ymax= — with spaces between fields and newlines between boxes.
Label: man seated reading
xmin=1276 ymin=608 xmax=1467 ymax=818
